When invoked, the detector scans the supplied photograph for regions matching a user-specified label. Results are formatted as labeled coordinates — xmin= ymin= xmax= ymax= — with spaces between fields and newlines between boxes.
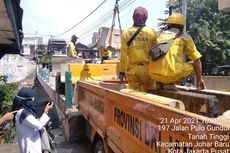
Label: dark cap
xmin=133 ymin=7 xmax=148 ymax=24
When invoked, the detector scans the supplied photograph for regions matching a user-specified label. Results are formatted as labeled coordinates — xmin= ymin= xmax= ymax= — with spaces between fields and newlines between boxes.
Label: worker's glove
xmin=119 ymin=72 xmax=127 ymax=84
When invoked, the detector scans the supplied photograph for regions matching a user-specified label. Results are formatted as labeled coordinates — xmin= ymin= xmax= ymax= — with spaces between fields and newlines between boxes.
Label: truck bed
xmin=77 ymin=80 xmax=230 ymax=153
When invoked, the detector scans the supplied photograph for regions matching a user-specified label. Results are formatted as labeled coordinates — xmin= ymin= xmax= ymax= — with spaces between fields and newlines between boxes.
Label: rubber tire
xmin=94 ymin=139 xmax=105 ymax=153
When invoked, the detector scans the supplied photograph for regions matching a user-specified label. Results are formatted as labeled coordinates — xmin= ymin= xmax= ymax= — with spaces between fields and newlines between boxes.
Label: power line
xmin=76 ymin=0 xmax=122 ymax=37
xmin=52 ymin=0 xmax=108 ymax=37
xmin=77 ymin=10 xmax=114 ymax=39
xmin=76 ymin=1 xmax=115 ymax=38
xmin=30 ymin=0 xmax=147 ymax=42
xmin=77 ymin=0 xmax=136 ymax=41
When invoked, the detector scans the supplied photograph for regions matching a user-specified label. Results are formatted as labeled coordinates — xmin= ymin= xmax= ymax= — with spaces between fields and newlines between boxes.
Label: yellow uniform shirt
xmin=119 ymin=27 xmax=157 ymax=73
xmin=148 ymin=29 xmax=202 ymax=84
xmin=99 ymin=49 xmax=111 ymax=59
xmin=67 ymin=42 xmax=78 ymax=58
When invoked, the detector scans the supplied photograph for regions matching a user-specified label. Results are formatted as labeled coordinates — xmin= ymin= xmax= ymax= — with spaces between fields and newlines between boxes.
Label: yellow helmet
xmin=166 ymin=13 xmax=185 ymax=26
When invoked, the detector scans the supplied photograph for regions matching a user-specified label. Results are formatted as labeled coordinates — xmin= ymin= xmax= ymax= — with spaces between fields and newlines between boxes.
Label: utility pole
xmin=169 ymin=0 xmax=187 ymax=32
xmin=181 ymin=0 xmax=187 ymax=61
xmin=182 ymin=0 xmax=187 ymax=32
xmin=35 ymin=31 xmax=38 ymax=63
xmin=169 ymin=0 xmax=176 ymax=16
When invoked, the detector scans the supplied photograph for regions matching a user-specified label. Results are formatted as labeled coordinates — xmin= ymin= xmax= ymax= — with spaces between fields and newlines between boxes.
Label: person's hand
xmin=197 ymin=79 xmax=206 ymax=90
xmin=119 ymin=72 xmax=127 ymax=84
xmin=3 ymin=111 xmax=17 ymax=121
xmin=44 ymin=102 xmax=54 ymax=113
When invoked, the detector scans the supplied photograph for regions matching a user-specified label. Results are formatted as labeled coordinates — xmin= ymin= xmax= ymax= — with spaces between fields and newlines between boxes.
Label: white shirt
xmin=15 ymin=109 xmax=50 ymax=153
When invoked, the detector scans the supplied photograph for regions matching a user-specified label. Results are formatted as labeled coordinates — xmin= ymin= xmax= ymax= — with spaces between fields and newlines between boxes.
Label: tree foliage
xmin=0 ymin=76 xmax=19 ymax=143
xmin=158 ymin=0 xmax=230 ymax=67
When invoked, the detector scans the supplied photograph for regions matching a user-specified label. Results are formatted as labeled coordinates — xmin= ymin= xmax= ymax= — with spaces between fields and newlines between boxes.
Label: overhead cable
xmin=52 ymin=0 xmax=108 ymax=37
xmin=77 ymin=0 xmax=136 ymax=40
xmin=35 ymin=0 xmax=133 ymax=39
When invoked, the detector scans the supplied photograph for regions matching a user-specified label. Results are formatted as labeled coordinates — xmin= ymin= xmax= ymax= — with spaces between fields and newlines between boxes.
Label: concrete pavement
xmin=0 ymin=128 xmax=91 ymax=153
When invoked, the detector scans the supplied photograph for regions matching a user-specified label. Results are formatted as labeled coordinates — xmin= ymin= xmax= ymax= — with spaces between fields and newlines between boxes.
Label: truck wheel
xmin=94 ymin=139 xmax=105 ymax=153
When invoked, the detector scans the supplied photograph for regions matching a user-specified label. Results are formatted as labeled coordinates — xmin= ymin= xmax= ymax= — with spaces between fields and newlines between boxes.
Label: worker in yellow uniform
xmin=148 ymin=13 xmax=206 ymax=90
xmin=67 ymin=35 xmax=79 ymax=58
xmin=119 ymin=7 xmax=157 ymax=91
xmin=99 ymin=48 xmax=112 ymax=64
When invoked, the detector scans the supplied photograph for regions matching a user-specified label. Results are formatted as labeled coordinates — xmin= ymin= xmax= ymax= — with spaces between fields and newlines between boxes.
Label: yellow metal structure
xmin=69 ymin=64 xmax=103 ymax=83
xmin=69 ymin=63 xmax=119 ymax=84
xmin=103 ymin=60 xmax=120 ymax=64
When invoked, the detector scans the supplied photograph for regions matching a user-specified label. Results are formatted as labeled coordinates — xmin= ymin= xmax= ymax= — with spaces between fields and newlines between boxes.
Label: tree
xmin=158 ymin=0 xmax=230 ymax=68
xmin=0 ymin=76 xmax=19 ymax=143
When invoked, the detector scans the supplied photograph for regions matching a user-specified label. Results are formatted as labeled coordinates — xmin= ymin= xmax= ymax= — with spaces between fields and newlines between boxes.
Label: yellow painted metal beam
xmin=69 ymin=63 xmax=119 ymax=84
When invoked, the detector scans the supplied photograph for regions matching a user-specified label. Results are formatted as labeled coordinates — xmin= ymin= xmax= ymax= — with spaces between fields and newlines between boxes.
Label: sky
xmin=21 ymin=0 xmax=168 ymax=44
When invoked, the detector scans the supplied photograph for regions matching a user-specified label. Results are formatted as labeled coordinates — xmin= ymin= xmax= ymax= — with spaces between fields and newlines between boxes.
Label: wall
xmin=218 ymin=0 xmax=230 ymax=11
xmin=203 ymin=76 xmax=230 ymax=91
xmin=0 ymin=54 xmax=36 ymax=83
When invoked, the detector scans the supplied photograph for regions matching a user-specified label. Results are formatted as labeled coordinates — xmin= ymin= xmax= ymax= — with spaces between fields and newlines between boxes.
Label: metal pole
xmin=182 ymin=0 xmax=187 ymax=32
xmin=169 ymin=6 xmax=173 ymax=16
xmin=169 ymin=0 xmax=176 ymax=16
xmin=65 ymin=71 xmax=73 ymax=109
xmin=182 ymin=0 xmax=187 ymax=62
xmin=35 ymin=31 xmax=38 ymax=63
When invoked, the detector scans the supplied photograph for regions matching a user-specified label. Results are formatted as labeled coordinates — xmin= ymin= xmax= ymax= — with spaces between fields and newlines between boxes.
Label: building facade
xmin=21 ymin=36 xmax=43 ymax=55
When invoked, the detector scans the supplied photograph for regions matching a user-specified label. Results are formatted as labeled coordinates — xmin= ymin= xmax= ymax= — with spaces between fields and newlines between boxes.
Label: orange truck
xmin=73 ymin=63 xmax=230 ymax=153
xmin=38 ymin=62 xmax=230 ymax=153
